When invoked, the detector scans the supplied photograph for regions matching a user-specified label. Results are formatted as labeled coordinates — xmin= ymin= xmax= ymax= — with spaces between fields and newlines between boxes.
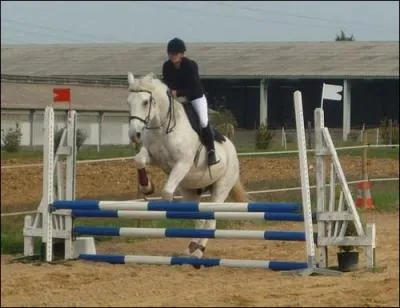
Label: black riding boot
xmin=202 ymin=123 xmax=220 ymax=166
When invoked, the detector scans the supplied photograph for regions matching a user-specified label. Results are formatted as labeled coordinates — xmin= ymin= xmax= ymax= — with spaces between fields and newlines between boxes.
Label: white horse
xmin=126 ymin=72 xmax=249 ymax=258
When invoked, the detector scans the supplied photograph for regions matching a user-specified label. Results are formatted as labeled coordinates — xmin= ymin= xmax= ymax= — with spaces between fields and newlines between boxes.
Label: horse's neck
xmin=146 ymin=96 xmax=198 ymax=155
xmin=158 ymin=96 xmax=192 ymax=131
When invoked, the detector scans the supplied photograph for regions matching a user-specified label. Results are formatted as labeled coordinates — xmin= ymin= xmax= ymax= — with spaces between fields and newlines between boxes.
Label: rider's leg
xmin=191 ymin=95 xmax=220 ymax=166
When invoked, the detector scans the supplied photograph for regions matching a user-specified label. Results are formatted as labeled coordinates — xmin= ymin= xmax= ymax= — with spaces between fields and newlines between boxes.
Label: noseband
xmin=129 ymin=88 xmax=176 ymax=134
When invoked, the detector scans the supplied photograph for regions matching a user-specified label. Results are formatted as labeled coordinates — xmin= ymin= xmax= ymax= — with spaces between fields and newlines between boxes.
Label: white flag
xmin=322 ymin=83 xmax=343 ymax=101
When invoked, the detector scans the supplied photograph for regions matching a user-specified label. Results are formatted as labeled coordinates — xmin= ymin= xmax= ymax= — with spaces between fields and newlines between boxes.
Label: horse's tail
xmin=229 ymin=179 xmax=250 ymax=202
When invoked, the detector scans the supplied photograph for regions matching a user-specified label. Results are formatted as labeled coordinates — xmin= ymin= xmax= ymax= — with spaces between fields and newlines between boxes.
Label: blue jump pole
xmin=53 ymin=200 xmax=302 ymax=213
xmin=79 ymin=254 xmax=309 ymax=271
xmin=70 ymin=209 xmax=312 ymax=222
xmin=73 ymin=226 xmax=310 ymax=241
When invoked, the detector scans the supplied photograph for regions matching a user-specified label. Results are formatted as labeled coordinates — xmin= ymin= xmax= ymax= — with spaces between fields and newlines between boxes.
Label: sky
xmin=1 ymin=1 xmax=399 ymax=44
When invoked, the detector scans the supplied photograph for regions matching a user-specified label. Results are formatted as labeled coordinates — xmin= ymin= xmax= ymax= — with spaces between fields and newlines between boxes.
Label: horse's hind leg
xmin=179 ymin=188 xmax=206 ymax=258
xmin=193 ymin=183 xmax=232 ymax=258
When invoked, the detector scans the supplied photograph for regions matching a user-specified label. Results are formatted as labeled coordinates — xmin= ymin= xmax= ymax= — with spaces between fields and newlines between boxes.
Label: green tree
xmin=335 ymin=30 xmax=355 ymax=41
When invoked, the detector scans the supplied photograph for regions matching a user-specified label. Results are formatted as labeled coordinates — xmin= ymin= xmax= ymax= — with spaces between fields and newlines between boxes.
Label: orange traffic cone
xmin=355 ymin=180 xmax=375 ymax=209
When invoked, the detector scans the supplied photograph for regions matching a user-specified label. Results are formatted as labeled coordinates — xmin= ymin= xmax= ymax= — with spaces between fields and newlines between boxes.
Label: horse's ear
xmin=127 ymin=72 xmax=135 ymax=87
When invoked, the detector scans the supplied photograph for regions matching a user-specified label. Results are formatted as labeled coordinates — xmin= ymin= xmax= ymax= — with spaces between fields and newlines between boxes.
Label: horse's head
xmin=126 ymin=72 xmax=168 ymax=143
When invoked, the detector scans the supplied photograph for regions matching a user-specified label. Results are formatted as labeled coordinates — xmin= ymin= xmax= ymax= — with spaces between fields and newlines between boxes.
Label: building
xmin=1 ymin=41 xmax=398 ymax=146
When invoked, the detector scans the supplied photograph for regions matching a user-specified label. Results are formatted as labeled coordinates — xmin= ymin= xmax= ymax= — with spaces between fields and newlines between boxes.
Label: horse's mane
xmin=130 ymin=73 xmax=167 ymax=96
xmin=130 ymin=72 xmax=188 ymax=104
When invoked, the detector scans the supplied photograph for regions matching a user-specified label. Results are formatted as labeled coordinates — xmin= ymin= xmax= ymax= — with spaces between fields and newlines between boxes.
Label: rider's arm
xmin=162 ymin=61 xmax=173 ymax=89
xmin=176 ymin=60 xmax=203 ymax=100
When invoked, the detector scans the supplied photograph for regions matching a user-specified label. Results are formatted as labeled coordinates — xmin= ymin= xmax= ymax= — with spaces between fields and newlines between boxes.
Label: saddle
xmin=182 ymin=103 xmax=226 ymax=145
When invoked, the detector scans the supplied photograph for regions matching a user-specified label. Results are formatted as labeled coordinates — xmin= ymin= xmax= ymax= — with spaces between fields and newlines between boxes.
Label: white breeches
xmin=190 ymin=95 xmax=209 ymax=128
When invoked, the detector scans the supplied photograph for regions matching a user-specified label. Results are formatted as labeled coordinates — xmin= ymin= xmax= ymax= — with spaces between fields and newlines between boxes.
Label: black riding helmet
xmin=167 ymin=37 xmax=186 ymax=54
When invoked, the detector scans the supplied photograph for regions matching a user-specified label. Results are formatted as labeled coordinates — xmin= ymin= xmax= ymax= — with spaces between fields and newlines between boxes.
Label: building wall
xmin=2 ymin=78 xmax=398 ymax=148
xmin=1 ymin=110 xmax=131 ymax=147
xmin=351 ymin=79 xmax=399 ymax=127
xmin=203 ymin=79 xmax=260 ymax=129
xmin=267 ymin=78 xmax=399 ymax=129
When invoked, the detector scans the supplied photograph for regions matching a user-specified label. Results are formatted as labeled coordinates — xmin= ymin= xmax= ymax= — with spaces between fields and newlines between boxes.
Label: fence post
xmin=361 ymin=131 xmax=370 ymax=208
xmin=98 ymin=111 xmax=104 ymax=152
xmin=360 ymin=123 xmax=365 ymax=144
xmin=389 ymin=119 xmax=393 ymax=145
xmin=29 ymin=110 xmax=35 ymax=148
xmin=281 ymin=126 xmax=287 ymax=149
xmin=307 ymin=121 xmax=312 ymax=149
xmin=362 ymin=131 xmax=369 ymax=182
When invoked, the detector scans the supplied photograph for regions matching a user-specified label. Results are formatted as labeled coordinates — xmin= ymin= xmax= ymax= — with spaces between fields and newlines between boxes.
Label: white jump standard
xmin=23 ymin=90 xmax=376 ymax=275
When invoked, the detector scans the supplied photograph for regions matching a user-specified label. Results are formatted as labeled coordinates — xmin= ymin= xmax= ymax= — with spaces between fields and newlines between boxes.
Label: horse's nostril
xmin=136 ymin=132 xmax=141 ymax=139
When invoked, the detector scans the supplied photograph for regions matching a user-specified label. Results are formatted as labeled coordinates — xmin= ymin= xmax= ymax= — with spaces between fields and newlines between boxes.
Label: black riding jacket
xmin=162 ymin=57 xmax=205 ymax=101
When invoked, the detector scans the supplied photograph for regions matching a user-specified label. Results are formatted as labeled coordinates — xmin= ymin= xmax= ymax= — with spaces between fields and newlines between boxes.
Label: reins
xmin=129 ymin=88 xmax=176 ymax=134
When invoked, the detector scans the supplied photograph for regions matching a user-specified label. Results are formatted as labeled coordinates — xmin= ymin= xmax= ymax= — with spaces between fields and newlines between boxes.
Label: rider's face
xmin=169 ymin=52 xmax=183 ymax=65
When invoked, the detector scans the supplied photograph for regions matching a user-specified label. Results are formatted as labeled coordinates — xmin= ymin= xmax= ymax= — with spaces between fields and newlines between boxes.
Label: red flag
xmin=53 ymin=88 xmax=71 ymax=103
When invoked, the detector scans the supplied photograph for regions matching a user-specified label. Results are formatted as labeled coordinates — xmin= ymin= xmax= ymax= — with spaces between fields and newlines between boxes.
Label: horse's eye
xmin=143 ymin=100 xmax=149 ymax=106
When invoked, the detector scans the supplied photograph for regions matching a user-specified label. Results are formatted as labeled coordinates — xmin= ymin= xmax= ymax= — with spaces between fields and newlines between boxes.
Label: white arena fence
xmin=2 ymin=144 xmax=398 ymax=217
xmin=2 ymin=143 xmax=399 ymax=170
xmin=2 ymin=177 xmax=398 ymax=217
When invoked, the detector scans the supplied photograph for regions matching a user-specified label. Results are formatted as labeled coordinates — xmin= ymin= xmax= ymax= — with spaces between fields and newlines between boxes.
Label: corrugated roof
xmin=1 ymin=41 xmax=399 ymax=78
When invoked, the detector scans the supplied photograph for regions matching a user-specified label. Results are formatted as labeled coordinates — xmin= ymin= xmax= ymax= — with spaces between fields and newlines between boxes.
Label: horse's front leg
xmin=134 ymin=146 xmax=154 ymax=196
xmin=161 ymin=161 xmax=192 ymax=201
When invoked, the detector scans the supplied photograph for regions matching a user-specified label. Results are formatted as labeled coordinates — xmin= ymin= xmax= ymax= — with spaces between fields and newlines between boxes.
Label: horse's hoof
xmin=161 ymin=190 xmax=174 ymax=201
xmin=139 ymin=180 xmax=155 ymax=195
xmin=190 ymin=248 xmax=204 ymax=259
xmin=186 ymin=241 xmax=206 ymax=269
xmin=188 ymin=250 xmax=203 ymax=270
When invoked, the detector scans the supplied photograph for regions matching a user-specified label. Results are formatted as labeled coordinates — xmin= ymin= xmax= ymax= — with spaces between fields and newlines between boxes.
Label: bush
xmin=215 ymin=122 xmax=235 ymax=139
xmin=379 ymin=118 xmax=399 ymax=144
xmin=209 ymin=107 xmax=238 ymax=128
xmin=54 ymin=128 xmax=87 ymax=153
xmin=255 ymin=123 xmax=274 ymax=149
xmin=1 ymin=123 xmax=23 ymax=153
xmin=209 ymin=107 xmax=238 ymax=139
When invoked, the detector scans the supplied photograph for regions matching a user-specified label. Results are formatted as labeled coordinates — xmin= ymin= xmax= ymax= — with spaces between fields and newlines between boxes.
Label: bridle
xmin=128 ymin=88 xmax=176 ymax=134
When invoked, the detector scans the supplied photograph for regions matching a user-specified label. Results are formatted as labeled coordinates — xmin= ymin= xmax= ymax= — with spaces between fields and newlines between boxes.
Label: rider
xmin=162 ymin=37 xmax=220 ymax=166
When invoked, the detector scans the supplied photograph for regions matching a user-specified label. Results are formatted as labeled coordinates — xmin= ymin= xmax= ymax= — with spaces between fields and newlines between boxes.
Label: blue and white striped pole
xmin=79 ymin=254 xmax=308 ymax=271
xmin=53 ymin=200 xmax=302 ymax=213
xmin=73 ymin=226 xmax=312 ymax=241
xmin=71 ymin=209 xmax=313 ymax=221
